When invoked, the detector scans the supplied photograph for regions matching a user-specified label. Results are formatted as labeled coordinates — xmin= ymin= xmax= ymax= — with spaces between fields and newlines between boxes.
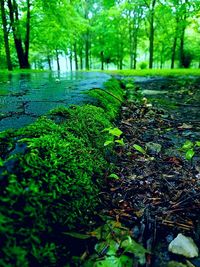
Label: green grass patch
xmin=0 ymin=69 xmax=49 ymax=77
xmin=104 ymin=68 xmax=200 ymax=77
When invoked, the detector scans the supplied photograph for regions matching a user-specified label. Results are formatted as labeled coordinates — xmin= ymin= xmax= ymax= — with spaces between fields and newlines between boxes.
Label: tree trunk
xmin=24 ymin=0 xmax=30 ymax=68
xmin=171 ymin=35 xmax=177 ymax=69
xmin=55 ymin=49 xmax=60 ymax=71
xmin=69 ymin=49 xmax=73 ymax=71
xmin=100 ymin=51 xmax=104 ymax=70
xmin=85 ymin=30 xmax=90 ymax=70
xmin=179 ymin=27 xmax=186 ymax=68
xmin=133 ymin=35 xmax=138 ymax=69
xmin=80 ymin=48 xmax=83 ymax=70
xmin=128 ymin=10 xmax=133 ymax=69
xmin=7 ymin=0 xmax=30 ymax=68
xmin=160 ymin=45 xmax=164 ymax=69
xmin=149 ymin=0 xmax=156 ymax=69
xmin=129 ymin=34 xmax=134 ymax=69
xmin=0 ymin=0 xmax=12 ymax=70
xmin=179 ymin=0 xmax=188 ymax=68
xmin=47 ymin=55 xmax=52 ymax=70
xmin=119 ymin=58 xmax=123 ymax=70
xmin=74 ymin=43 xmax=78 ymax=70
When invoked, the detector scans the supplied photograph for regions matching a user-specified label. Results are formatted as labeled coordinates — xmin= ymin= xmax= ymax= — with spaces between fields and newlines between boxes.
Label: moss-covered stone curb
xmin=0 ymin=78 xmax=125 ymax=266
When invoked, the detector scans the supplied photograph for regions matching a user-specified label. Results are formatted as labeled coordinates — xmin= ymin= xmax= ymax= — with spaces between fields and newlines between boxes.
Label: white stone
xmin=168 ymin=233 xmax=199 ymax=258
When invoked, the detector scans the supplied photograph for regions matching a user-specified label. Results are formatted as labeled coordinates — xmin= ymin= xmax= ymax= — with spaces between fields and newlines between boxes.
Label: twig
xmin=89 ymin=88 xmax=123 ymax=102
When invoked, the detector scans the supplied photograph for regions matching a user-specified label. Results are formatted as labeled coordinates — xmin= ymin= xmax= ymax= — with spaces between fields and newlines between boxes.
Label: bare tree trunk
xmin=80 ymin=47 xmax=83 ymax=70
xmin=85 ymin=30 xmax=90 ymax=70
xmin=128 ymin=10 xmax=133 ymax=69
xmin=1 ymin=0 xmax=12 ymax=70
xmin=24 ymin=0 xmax=30 ymax=68
xmin=55 ymin=49 xmax=60 ymax=71
xmin=179 ymin=0 xmax=188 ymax=68
xmin=100 ymin=51 xmax=104 ymax=70
xmin=133 ymin=36 xmax=138 ymax=69
xmin=179 ymin=27 xmax=186 ymax=68
xmin=74 ymin=43 xmax=78 ymax=70
xmin=119 ymin=58 xmax=123 ymax=70
xmin=149 ymin=0 xmax=156 ymax=69
xmin=47 ymin=55 xmax=52 ymax=70
xmin=8 ymin=0 xmax=30 ymax=68
xmin=69 ymin=49 xmax=73 ymax=71
xmin=171 ymin=35 xmax=177 ymax=69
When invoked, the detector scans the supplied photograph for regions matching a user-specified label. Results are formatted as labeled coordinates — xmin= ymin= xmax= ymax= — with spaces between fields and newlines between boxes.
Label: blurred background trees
xmin=0 ymin=0 xmax=199 ymax=70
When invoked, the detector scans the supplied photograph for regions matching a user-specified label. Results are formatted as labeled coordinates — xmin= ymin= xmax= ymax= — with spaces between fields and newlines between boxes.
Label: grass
xmin=104 ymin=68 xmax=200 ymax=77
xmin=0 ymin=69 xmax=49 ymax=75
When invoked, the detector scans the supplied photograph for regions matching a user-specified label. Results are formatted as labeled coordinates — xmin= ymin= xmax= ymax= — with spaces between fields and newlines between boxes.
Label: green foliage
xmin=181 ymin=140 xmax=200 ymax=161
xmin=105 ymin=69 xmax=200 ymax=77
xmin=103 ymin=127 xmax=124 ymax=147
xmin=139 ymin=62 xmax=147 ymax=69
xmin=108 ymin=173 xmax=120 ymax=180
xmin=1 ymin=0 xmax=200 ymax=70
xmin=133 ymin=144 xmax=146 ymax=155
xmin=83 ymin=220 xmax=147 ymax=267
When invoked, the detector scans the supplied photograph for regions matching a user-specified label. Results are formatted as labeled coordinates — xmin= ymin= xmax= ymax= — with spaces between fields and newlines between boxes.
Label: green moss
xmin=50 ymin=105 xmax=113 ymax=151
xmin=87 ymin=78 xmax=125 ymax=120
xmin=0 ymin=78 xmax=125 ymax=266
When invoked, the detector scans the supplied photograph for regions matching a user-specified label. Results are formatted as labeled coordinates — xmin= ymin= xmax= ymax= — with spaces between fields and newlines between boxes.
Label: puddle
xmin=134 ymin=76 xmax=200 ymax=123
xmin=0 ymin=72 xmax=111 ymax=131
xmin=142 ymin=89 xmax=169 ymax=95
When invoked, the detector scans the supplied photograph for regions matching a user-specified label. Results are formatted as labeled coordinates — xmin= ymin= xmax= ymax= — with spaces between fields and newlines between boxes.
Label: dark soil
xmin=98 ymin=79 xmax=200 ymax=266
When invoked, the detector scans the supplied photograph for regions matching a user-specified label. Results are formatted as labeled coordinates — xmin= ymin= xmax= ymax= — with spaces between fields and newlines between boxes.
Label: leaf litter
xmin=97 ymin=79 xmax=200 ymax=266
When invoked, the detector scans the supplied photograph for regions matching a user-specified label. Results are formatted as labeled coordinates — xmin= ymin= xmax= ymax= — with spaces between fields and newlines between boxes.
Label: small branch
xmin=89 ymin=88 xmax=123 ymax=103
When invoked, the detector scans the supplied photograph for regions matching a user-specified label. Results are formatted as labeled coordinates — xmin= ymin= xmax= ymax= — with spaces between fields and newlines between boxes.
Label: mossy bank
xmin=0 ymin=78 xmax=125 ymax=266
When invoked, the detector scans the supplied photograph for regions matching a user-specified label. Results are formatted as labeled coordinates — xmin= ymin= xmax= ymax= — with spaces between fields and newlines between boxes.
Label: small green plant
xmin=83 ymin=220 xmax=148 ymax=267
xmin=133 ymin=144 xmax=146 ymax=155
xmin=181 ymin=140 xmax=200 ymax=160
xmin=139 ymin=62 xmax=147 ymax=69
xmin=103 ymin=127 xmax=124 ymax=147
xmin=108 ymin=173 xmax=120 ymax=180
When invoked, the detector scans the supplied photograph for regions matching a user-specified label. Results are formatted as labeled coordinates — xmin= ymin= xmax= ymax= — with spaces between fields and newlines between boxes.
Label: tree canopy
xmin=0 ymin=0 xmax=200 ymax=70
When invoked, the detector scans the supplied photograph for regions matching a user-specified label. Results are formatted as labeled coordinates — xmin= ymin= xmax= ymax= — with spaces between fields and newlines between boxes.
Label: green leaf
xmin=195 ymin=141 xmax=200 ymax=147
xmin=109 ymin=128 xmax=123 ymax=137
xmin=63 ymin=232 xmax=91 ymax=239
xmin=102 ymin=127 xmax=112 ymax=133
xmin=107 ymin=240 xmax=119 ymax=256
xmin=104 ymin=140 xmax=114 ymax=146
xmin=115 ymin=138 xmax=125 ymax=146
xmin=185 ymin=149 xmax=195 ymax=160
xmin=95 ymin=242 xmax=109 ymax=255
xmin=94 ymin=255 xmax=122 ymax=267
xmin=119 ymin=255 xmax=133 ymax=266
xmin=133 ymin=144 xmax=146 ymax=154
xmin=108 ymin=173 xmax=120 ymax=180
xmin=120 ymin=236 xmax=147 ymax=265
xmin=182 ymin=140 xmax=193 ymax=150
xmin=0 ymin=157 xmax=4 ymax=167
